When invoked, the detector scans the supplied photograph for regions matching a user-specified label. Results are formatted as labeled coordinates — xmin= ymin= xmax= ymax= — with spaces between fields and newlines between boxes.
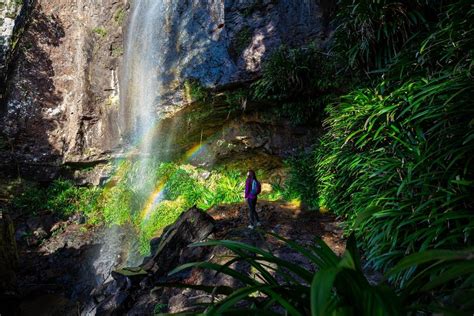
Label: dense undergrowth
xmin=169 ymin=234 xmax=474 ymax=315
xmin=316 ymin=0 xmax=474 ymax=286
xmin=13 ymin=161 xmax=300 ymax=254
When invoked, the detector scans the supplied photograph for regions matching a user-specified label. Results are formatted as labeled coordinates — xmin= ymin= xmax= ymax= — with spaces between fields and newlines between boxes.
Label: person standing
xmin=244 ymin=169 xmax=261 ymax=229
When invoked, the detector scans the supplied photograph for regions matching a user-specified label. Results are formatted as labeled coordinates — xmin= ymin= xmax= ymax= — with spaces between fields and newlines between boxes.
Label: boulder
xmin=141 ymin=207 xmax=215 ymax=276
xmin=86 ymin=207 xmax=215 ymax=315
xmin=111 ymin=267 xmax=147 ymax=288
xmin=95 ymin=291 xmax=130 ymax=316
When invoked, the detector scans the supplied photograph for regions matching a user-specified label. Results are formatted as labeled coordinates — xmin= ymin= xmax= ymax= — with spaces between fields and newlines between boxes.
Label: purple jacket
xmin=245 ymin=178 xmax=257 ymax=199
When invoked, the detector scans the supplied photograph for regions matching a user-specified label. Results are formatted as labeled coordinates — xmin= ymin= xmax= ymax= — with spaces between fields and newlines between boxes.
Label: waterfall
xmin=89 ymin=0 xmax=230 ymax=279
xmin=90 ymin=0 xmax=181 ymax=284
xmin=121 ymin=0 xmax=165 ymax=151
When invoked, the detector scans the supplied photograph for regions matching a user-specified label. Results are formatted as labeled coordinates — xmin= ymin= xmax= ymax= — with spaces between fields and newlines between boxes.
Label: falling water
xmin=88 ymin=1 xmax=230 ymax=295
xmin=121 ymin=0 xmax=168 ymax=188
xmin=90 ymin=0 xmax=180 ymax=288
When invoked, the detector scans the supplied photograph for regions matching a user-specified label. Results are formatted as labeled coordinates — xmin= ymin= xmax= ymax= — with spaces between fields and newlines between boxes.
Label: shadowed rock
xmin=91 ymin=206 xmax=215 ymax=315
xmin=0 ymin=211 xmax=18 ymax=293
xmin=141 ymin=206 xmax=215 ymax=276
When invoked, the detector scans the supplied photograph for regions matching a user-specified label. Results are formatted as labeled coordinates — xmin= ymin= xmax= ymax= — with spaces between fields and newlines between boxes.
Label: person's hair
xmin=247 ymin=169 xmax=256 ymax=180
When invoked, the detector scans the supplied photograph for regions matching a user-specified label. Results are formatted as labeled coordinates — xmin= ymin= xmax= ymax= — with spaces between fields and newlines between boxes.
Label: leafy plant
xmin=138 ymin=198 xmax=187 ymax=254
xmin=161 ymin=234 xmax=474 ymax=315
xmin=280 ymin=152 xmax=319 ymax=210
xmin=12 ymin=179 xmax=102 ymax=218
xmin=334 ymin=0 xmax=433 ymax=71
xmin=391 ymin=248 xmax=474 ymax=314
xmin=12 ymin=185 xmax=48 ymax=215
xmin=154 ymin=303 xmax=168 ymax=315
xmin=114 ymin=8 xmax=125 ymax=25
xmin=101 ymin=183 xmax=136 ymax=225
xmin=184 ymin=80 xmax=210 ymax=103
xmin=315 ymin=74 xmax=474 ymax=279
xmin=232 ymin=26 xmax=253 ymax=57
xmin=165 ymin=234 xmax=402 ymax=315
xmin=252 ymin=45 xmax=342 ymax=102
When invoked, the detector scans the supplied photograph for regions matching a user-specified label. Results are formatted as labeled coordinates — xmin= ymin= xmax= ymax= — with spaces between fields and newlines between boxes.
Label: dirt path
xmin=208 ymin=200 xmax=346 ymax=255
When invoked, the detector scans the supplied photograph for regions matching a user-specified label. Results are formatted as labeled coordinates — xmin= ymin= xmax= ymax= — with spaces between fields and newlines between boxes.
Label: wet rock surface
xmin=0 ymin=0 xmax=34 ymax=102
xmin=141 ymin=207 xmax=216 ymax=276
xmin=0 ymin=0 xmax=126 ymax=176
xmin=5 ymin=211 xmax=137 ymax=316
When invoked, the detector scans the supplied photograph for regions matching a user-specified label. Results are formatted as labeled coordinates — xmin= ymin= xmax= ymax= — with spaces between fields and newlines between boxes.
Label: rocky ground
xmin=4 ymin=201 xmax=348 ymax=315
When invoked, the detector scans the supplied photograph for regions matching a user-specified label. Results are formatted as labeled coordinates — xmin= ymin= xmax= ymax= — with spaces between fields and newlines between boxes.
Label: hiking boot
xmin=247 ymin=225 xmax=254 ymax=229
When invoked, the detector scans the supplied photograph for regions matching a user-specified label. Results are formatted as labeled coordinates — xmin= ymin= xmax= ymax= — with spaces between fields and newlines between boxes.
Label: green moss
xmin=111 ymin=45 xmax=123 ymax=57
xmin=113 ymin=8 xmax=125 ymax=25
xmin=92 ymin=27 xmax=108 ymax=38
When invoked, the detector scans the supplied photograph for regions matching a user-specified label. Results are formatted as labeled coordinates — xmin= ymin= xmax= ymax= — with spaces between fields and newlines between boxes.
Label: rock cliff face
xmin=0 ymin=0 xmax=328 ymax=179
xmin=1 ymin=0 xmax=127 ymax=177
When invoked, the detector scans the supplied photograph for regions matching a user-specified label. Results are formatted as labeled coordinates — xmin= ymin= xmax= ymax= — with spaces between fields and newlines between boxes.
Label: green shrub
xmin=269 ymin=99 xmax=327 ymax=125
xmin=46 ymin=180 xmax=85 ymax=216
xmin=138 ymin=198 xmax=187 ymax=254
xmin=334 ymin=0 xmax=433 ymax=71
xmin=12 ymin=179 xmax=102 ymax=218
xmin=163 ymin=234 xmax=473 ymax=314
xmin=282 ymin=152 xmax=319 ymax=209
xmin=12 ymin=185 xmax=48 ymax=215
xmin=164 ymin=168 xmax=202 ymax=204
xmin=233 ymin=26 xmax=252 ymax=56
xmin=212 ymin=169 xmax=244 ymax=204
xmin=252 ymin=45 xmax=342 ymax=102
xmin=260 ymin=182 xmax=285 ymax=201
xmin=315 ymin=75 xmax=474 ymax=279
xmin=184 ymin=80 xmax=210 ymax=103
xmin=165 ymin=234 xmax=402 ymax=315
xmin=101 ymin=183 xmax=135 ymax=225
xmin=124 ymin=163 xmax=249 ymax=254
xmin=391 ymin=248 xmax=474 ymax=313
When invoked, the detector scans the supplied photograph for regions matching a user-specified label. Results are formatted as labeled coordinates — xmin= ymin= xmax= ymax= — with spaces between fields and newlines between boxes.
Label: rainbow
xmin=138 ymin=142 xmax=208 ymax=220
xmin=183 ymin=142 xmax=206 ymax=161
xmin=140 ymin=180 xmax=166 ymax=220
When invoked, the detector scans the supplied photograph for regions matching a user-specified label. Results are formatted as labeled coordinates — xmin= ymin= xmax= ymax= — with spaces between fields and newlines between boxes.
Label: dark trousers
xmin=247 ymin=198 xmax=259 ymax=226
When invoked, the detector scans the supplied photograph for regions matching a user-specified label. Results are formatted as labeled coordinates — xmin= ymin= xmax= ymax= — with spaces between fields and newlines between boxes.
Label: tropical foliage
xmin=316 ymin=75 xmax=474 ymax=277
xmin=164 ymin=234 xmax=474 ymax=315
xmin=13 ymin=179 xmax=102 ymax=218
xmin=167 ymin=234 xmax=401 ymax=316
xmin=334 ymin=0 xmax=432 ymax=71
xmin=13 ymin=161 xmax=302 ymax=254
xmin=251 ymin=45 xmax=349 ymax=125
